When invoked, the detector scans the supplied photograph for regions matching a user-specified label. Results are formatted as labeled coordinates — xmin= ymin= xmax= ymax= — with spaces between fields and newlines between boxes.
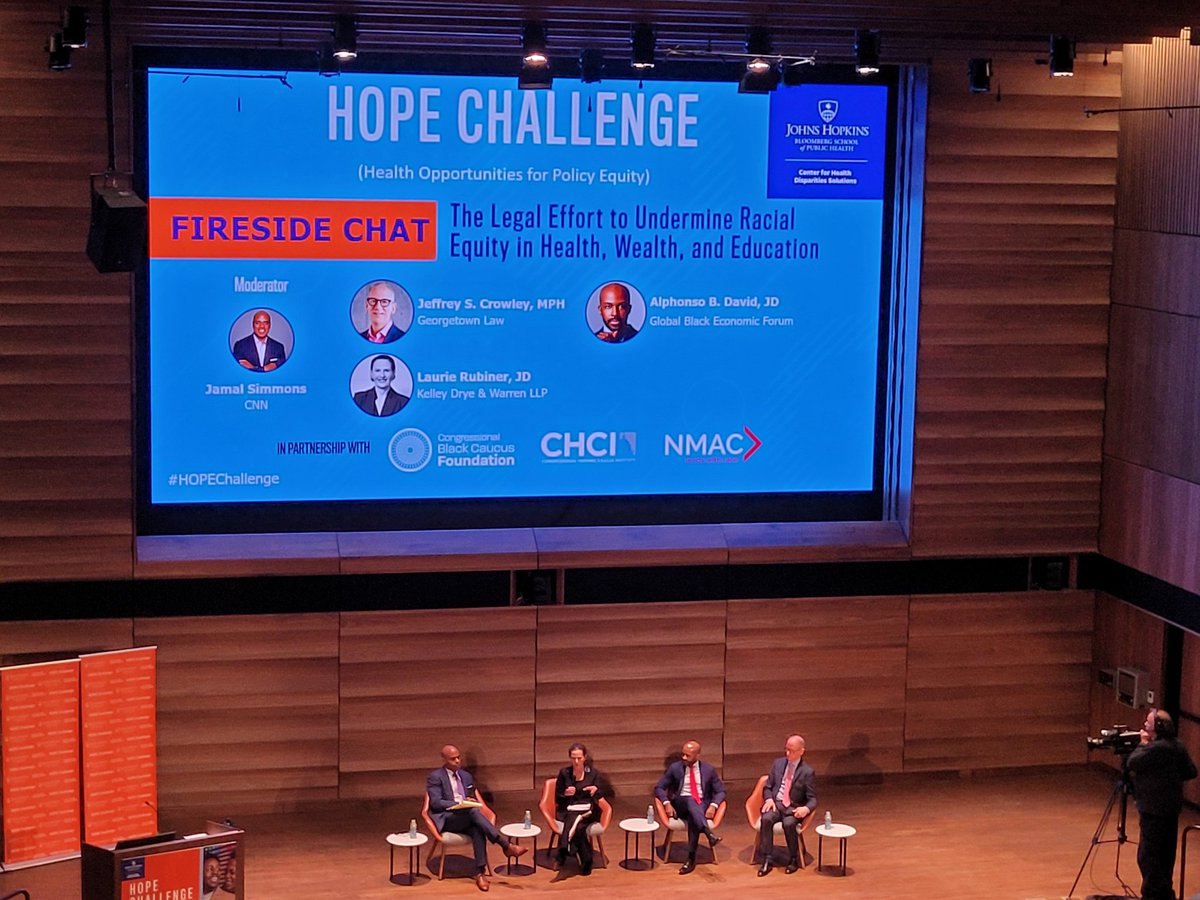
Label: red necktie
xmin=690 ymin=764 xmax=701 ymax=802
xmin=780 ymin=763 xmax=794 ymax=803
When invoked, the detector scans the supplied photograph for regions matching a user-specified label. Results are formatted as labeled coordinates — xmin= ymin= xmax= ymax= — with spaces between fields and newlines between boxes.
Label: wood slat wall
xmin=905 ymin=591 xmax=1094 ymax=770
xmin=0 ymin=13 xmax=134 ymax=583
xmin=1102 ymin=34 xmax=1200 ymax=596
xmin=910 ymin=55 xmax=1116 ymax=557
xmin=339 ymin=607 xmax=537 ymax=800
xmin=534 ymin=602 xmax=727 ymax=798
xmin=724 ymin=596 xmax=908 ymax=785
xmin=133 ymin=613 xmax=340 ymax=810
xmin=0 ymin=595 xmax=1099 ymax=815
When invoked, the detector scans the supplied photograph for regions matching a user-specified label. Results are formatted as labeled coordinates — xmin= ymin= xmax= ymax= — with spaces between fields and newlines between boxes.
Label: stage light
xmin=579 ymin=48 xmax=605 ymax=83
xmin=522 ymin=21 xmax=548 ymax=66
xmin=332 ymin=15 xmax=357 ymax=61
xmin=46 ymin=31 xmax=72 ymax=70
xmin=631 ymin=24 xmax=656 ymax=70
xmin=1049 ymin=35 xmax=1074 ymax=76
xmin=61 ymin=6 xmax=88 ymax=49
xmin=854 ymin=29 xmax=881 ymax=75
xmin=968 ymin=58 xmax=992 ymax=93
xmin=745 ymin=26 xmax=773 ymax=72
xmin=738 ymin=27 xmax=779 ymax=93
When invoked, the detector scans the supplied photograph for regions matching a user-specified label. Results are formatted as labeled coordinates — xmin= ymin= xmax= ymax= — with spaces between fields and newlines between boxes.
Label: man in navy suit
xmin=232 ymin=310 xmax=286 ymax=371
xmin=426 ymin=744 xmax=527 ymax=892
xmin=756 ymin=733 xmax=817 ymax=876
xmin=654 ymin=739 xmax=725 ymax=874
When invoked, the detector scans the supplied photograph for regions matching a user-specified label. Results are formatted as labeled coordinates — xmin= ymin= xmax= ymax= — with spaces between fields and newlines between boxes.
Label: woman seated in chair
xmin=554 ymin=742 xmax=606 ymax=875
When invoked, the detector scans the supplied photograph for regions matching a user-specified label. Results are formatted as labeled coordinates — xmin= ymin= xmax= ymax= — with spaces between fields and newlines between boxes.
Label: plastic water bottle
xmin=824 ymin=811 xmax=832 ymax=831
xmin=523 ymin=809 xmax=532 ymax=829
xmin=408 ymin=818 xmax=417 ymax=838
xmin=646 ymin=803 xmax=655 ymax=824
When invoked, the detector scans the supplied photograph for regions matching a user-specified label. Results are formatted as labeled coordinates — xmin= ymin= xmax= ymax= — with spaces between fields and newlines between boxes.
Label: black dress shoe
xmin=706 ymin=831 xmax=722 ymax=846
xmin=757 ymin=860 xmax=772 ymax=877
xmin=785 ymin=860 xmax=800 ymax=874
xmin=679 ymin=859 xmax=696 ymax=875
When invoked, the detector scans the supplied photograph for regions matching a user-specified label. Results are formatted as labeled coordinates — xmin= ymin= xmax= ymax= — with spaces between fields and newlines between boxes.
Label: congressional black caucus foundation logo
xmin=388 ymin=428 xmax=433 ymax=472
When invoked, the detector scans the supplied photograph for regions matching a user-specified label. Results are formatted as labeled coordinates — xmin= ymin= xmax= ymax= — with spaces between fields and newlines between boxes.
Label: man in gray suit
xmin=757 ymin=733 xmax=817 ymax=876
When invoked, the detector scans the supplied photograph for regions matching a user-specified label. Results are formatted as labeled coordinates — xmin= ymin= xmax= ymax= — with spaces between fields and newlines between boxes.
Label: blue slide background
xmin=145 ymin=69 xmax=888 ymax=504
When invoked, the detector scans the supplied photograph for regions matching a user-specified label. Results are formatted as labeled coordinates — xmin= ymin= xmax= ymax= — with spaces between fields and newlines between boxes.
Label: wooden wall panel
xmin=0 ymin=9 xmax=134 ymax=582
xmin=724 ymin=597 xmax=908 ymax=785
xmin=340 ymin=607 xmax=536 ymax=800
xmin=1182 ymin=628 xmax=1200 ymax=807
xmin=134 ymin=613 xmax=339 ymax=811
xmin=1101 ymin=455 xmax=1200 ymax=598
xmin=906 ymin=591 xmax=1094 ymax=770
xmin=1104 ymin=303 xmax=1200 ymax=483
xmin=0 ymin=619 xmax=132 ymax=664
xmin=1111 ymin=229 xmax=1200 ymax=318
xmin=534 ymin=602 xmax=726 ymax=798
xmin=1116 ymin=37 xmax=1200 ymax=234
xmin=1102 ymin=38 xmax=1200 ymax=597
xmin=1088 ymin=593 xmax=1167 ymax=742
xmin=910 ymin=55 xmax=1115 ymax=557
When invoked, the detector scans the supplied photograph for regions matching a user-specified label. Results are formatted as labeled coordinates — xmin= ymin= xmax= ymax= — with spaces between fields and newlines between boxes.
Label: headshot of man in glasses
xmin=356 ymin=280 xmax=411 ymax=344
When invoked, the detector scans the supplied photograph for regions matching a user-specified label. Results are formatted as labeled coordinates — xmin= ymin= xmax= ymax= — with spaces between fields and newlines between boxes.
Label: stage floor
xmin=4 ymin=765 xmax=1198 ymax=899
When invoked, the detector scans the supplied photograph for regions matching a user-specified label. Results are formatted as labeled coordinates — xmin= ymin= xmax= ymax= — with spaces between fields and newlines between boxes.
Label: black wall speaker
xmin=86 ymin=185 xmax=147 ymax=273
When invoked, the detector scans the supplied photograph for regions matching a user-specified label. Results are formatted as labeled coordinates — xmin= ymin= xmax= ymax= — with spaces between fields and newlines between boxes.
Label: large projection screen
xmin=133 ymin=51 xmax=899 ymax=535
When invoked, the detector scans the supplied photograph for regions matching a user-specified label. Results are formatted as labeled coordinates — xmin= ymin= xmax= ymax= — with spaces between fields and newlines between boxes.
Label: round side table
xmin=815 ymin=822 xmax=856 ymax=875
xmin=499 ymin=822 xmax=541 ymax=876
xmin=387 ymin=831 xmax=430 ymax=886
xmin=618 ymin=817 xmax=660 ymax=870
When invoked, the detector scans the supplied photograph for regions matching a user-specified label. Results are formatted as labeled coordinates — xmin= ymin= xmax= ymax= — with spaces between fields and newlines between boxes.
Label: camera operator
xmin=1126 ymin=708 xmax=1197 ymax=900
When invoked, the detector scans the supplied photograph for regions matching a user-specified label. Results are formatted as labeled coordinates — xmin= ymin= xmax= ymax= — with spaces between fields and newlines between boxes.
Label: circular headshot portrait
xmin=350 ymin=279 xmax=414 ymax=344
xmin=586 ymin=281 xmax=644 ymax=344
xmin=229 ymin=308 xmax=294 ymax=372
xmin=349 ymin=353 xmax=413 ymax=418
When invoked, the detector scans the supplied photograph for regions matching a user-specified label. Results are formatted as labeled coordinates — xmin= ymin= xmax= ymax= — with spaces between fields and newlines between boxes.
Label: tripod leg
xmin=1068 ymin=779 xmax=1123 ymax=899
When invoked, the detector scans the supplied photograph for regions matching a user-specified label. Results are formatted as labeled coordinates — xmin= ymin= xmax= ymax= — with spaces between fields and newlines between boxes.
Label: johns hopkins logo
xmin=818 ymin=100 xmax=839 ymax=123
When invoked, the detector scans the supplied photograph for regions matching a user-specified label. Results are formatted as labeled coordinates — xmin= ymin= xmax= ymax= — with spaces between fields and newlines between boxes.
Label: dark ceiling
xmin=108 ymin=0 xmax=1195 ymax=65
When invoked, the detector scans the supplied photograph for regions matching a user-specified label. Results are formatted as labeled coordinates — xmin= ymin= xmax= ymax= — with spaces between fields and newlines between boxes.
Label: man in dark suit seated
xmin=232 ymin=310 xmax=286 ymax=371
xmin=426 ymin=744 xmax=527 ymax=892
xmin=352 ymin=355 xmax=408 ymax=417
xmin=654 ymin=739 xmax=725 ymax=874
xmin=756 ymin=733 xmax=817 ymax=876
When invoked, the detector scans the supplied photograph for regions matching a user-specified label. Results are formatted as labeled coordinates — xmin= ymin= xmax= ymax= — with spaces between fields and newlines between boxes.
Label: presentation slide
xmin=138 ymin=60 xmax=893 ymax=529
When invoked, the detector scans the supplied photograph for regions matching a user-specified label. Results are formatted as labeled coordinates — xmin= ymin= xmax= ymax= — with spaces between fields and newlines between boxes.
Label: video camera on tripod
xmin=1085 ymin=725 xmax=1141 ymax=754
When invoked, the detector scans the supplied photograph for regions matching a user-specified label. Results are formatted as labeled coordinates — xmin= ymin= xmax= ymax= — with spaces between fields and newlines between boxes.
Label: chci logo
xmin=818 ymin=100 xmax=839 ymax=123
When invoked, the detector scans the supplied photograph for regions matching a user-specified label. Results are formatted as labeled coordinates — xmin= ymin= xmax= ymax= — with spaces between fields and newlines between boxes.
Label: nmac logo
xmin=664 ymin=427 xmax=763 ymax=461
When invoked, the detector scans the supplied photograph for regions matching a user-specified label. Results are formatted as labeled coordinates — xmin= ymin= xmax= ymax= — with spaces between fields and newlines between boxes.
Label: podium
xmin=82 ymin=821 xmax=244 ymax=900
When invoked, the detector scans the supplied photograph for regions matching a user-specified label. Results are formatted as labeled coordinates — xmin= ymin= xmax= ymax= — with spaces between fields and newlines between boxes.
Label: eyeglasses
xmin=366 ymin=297 xmax=393 ymax=308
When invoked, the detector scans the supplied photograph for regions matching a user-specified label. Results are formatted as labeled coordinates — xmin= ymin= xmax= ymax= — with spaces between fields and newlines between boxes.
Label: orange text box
xmin=150 ymin=198 xmax=437 ymax=260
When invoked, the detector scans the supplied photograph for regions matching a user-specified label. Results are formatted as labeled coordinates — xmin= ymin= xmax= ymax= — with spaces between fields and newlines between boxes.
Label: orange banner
xmin=149 ymin=198 xmax=438 ymax=260
xmin=81 ymin=648 xmax=159 ymax=845
xmin=0 ymin=659 xmax=81 ymax=866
